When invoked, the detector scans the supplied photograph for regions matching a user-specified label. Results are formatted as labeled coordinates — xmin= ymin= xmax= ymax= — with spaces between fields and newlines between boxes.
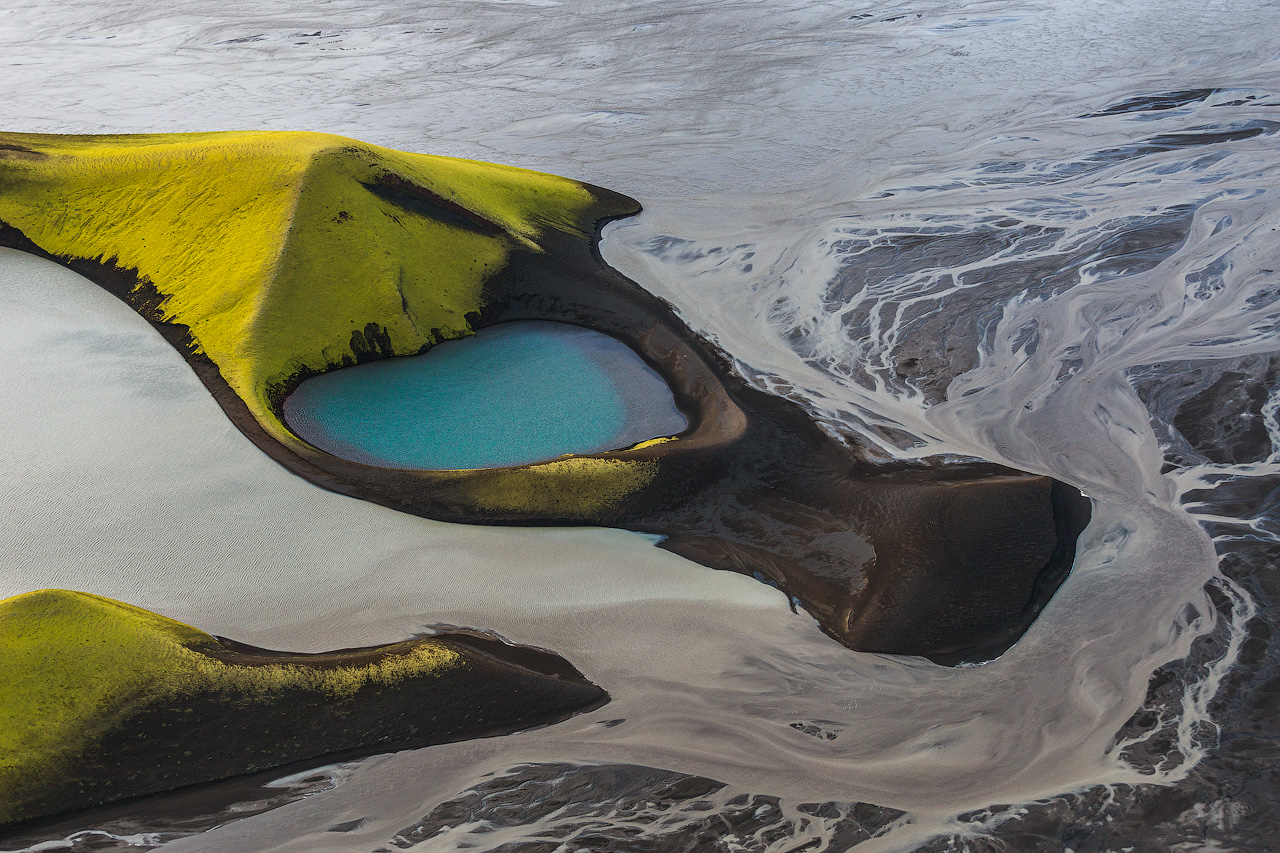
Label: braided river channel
xmin=2 ymin=0 xmax=1279 ymax=850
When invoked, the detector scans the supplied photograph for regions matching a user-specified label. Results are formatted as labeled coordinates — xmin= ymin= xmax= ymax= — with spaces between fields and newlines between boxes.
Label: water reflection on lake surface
xmin=283 ymin=321 xmax=686 ymax=470
xmin=1 ymin=0 xmax=1279 ymax=850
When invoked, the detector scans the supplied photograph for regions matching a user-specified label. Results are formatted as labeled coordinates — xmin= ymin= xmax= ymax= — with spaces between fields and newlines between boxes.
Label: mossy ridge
xmin=0 ymin=130 xmax=607 ymax=446
xmin=452 ymin=455 xmax=663 ymax=515
xmin=0 ymin=589 xmax=461 ymax=824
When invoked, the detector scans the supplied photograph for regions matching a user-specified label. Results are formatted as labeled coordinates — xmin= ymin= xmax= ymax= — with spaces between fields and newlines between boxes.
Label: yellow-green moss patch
xmin=0 ymin=131 xmax=606 ymax=444
xmin=0 ymin=589 xmax=460 ymax=818
xmin=0 ymin=131 xmax=668 ymax=520
xmin=456 ymin=455 xmax=662 ymax=515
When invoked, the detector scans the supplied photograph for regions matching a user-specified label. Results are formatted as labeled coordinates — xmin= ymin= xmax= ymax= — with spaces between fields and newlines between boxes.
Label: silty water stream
xmin=1 ymin=0 xmax=1279 ymax=849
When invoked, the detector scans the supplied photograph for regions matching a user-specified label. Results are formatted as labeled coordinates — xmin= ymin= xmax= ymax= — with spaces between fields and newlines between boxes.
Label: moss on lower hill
xmin=0 ymin=590 xmax=606 ymax=827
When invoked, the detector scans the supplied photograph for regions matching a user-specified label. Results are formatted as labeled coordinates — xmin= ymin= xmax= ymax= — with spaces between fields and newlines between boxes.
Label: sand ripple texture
xmin=2 ymin=0 xmax=1280 ymax=850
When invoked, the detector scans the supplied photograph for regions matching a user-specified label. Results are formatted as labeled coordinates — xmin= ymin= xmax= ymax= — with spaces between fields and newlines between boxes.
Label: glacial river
xmin=1 ymin=0 xmax=1278 ymax=850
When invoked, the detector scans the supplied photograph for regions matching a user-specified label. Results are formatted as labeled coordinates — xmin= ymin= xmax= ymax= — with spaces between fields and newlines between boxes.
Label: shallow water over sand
xmin=283 ymin=321 xmax=686 ymax=470
xmin=2 ymin=0 xmax=1280 ymax=850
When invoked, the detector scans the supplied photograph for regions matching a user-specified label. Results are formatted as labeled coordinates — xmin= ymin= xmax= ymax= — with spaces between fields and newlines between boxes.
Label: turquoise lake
xmin=283 ymin=321 xmax=688 ymax=470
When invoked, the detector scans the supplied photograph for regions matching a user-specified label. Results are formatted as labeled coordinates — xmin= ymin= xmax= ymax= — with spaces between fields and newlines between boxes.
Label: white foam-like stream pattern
xmin=2 ymin=0 xmax=1279 ymax=850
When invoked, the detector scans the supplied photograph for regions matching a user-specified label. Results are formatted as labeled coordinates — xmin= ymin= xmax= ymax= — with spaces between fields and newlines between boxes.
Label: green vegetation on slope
xmin=0 ymin=589 xmax=460 ymax=822
xmin=0 ymin=130 xmax=665 ymax=517
xmin=0 ymin=131 xmax=614 ymax=443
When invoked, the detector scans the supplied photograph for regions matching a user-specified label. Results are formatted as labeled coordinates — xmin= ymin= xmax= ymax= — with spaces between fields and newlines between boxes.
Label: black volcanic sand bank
xmin=0 ymin=156 xmax=1089 ymax=665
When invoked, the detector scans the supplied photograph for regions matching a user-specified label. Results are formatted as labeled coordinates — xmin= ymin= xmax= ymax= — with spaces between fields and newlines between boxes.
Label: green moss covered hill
xmin=0 ymin=131 xmax=632 ymax=439
xmin=0 ymin=590 xmax=605 ymax=826
xmin=0 ymin=131 xmax=668 ymax=517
